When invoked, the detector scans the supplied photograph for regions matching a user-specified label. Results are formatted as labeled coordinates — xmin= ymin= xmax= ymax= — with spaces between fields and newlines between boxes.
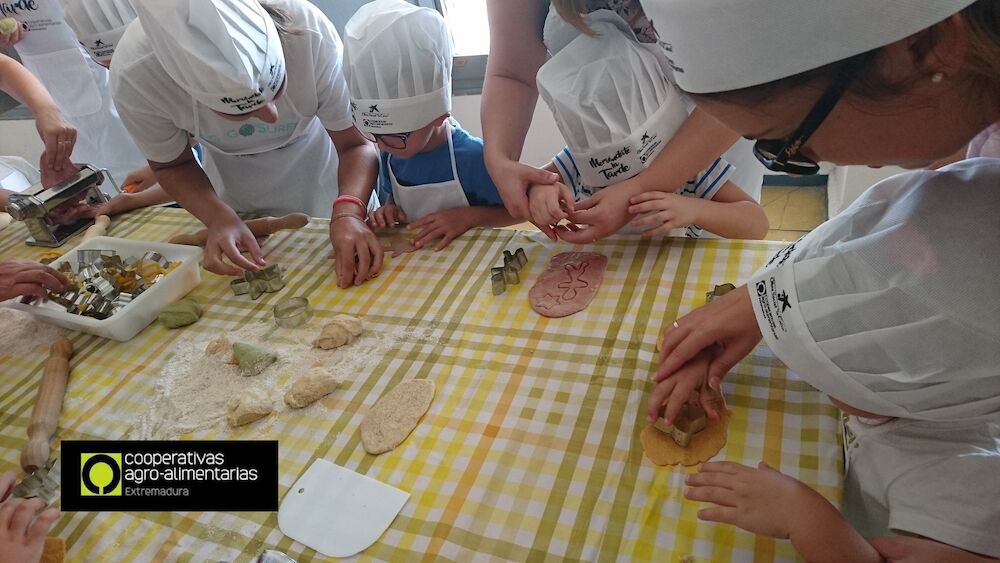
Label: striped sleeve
xmin=552 ymin=147 xmax=584 ymax=201
xmin=681 ymin=157 xmax=733 ymax=200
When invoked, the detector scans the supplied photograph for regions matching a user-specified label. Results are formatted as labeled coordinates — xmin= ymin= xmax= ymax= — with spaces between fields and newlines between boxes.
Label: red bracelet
xmin=333 ymin=195 xmax=367 ymax=217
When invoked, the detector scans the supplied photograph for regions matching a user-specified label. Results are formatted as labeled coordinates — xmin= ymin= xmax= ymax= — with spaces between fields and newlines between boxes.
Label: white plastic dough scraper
xmin=278 ymin=459 xmax=410 ymax=558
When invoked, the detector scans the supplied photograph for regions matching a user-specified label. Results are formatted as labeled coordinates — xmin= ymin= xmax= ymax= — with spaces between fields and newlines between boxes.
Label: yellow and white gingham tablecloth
xmin=0 ymin=207 xmax=842 ymax=562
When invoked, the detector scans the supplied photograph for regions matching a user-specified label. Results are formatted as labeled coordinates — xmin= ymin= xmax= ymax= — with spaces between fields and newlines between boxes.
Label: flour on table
xmin=132 ymin=320 xmax=434 ymax=439
xmin=0 ymin=308 xmax=69 ymax=359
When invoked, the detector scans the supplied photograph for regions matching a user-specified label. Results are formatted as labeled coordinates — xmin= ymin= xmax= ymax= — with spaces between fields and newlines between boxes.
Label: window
xmin=420 ymin=0 xmax=489 ymax=95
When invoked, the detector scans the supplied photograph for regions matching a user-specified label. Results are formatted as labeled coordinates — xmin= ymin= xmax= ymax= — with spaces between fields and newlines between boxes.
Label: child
xmin=343 ymin=0 xmax=514 ymax=251
xmin=648 ymin=162 xmax=1000 ymax=561
xmin=531 ymin=11 xmax=768 ymax=241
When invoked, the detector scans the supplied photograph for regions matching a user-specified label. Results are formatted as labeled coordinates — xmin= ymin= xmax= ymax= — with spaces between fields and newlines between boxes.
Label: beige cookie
xmin=285 ymin=367 xmax=340 ymax=408
xmin=361 ymin=379 xmax=435 ymax=455
xmin=227 ymin=388 xmax=273 ymax=427
xmin=641 ymin=410 xmax=731 ymax=467
xmin=206 ymin=336 xmax=237 ymax=364
xmin=313 ymin=314 xmax=363 ymax=350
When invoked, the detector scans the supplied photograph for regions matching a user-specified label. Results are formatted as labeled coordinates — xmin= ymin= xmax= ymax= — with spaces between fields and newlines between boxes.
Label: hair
xmin=696 ymin=0 xmax=1000 ymax=110
xmin=260 ymin=1 xmax=302 ymax=36
xmin=550 ymin=0 xmax=598 ymax=36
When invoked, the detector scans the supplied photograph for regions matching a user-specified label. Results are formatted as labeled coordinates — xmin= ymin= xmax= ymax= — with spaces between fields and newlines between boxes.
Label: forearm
xmin=467 ymin=205 xmax=518 ymax=229
xmin=150 ymin=156 xmax=237 ymax=227
xmin=108 ymin=186 xmax=174 ymax=215
xmin=0 ymin=55 xmax=60 ymax=117
xmin=788 ymin=493 xmax=883 ymax=563
xmin=482 ymin=76 xmax=538 ymax=166
xmin=636 ymin=108 xmax=741 ymax=193
xmin=689 ymin=199 xmax=770 ymax=239
xmin=334 ymin=141 xmax=379 ymax=206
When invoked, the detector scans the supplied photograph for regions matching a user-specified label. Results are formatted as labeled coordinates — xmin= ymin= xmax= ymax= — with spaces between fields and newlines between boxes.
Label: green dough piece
xmin=233 ymin=342 xmax=277 ymax=377
xmin=157 ymin=298 xmax=202 ymax=329
xmin=0 ymin=18 xmax=17 ymax=35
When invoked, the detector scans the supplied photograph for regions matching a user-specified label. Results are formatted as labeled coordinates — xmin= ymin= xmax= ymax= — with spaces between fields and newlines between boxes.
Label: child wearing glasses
xmin=343 ymin=0 xmax=514 ymax=251
xmin=528 ymin=9 xmax=768 ymax=242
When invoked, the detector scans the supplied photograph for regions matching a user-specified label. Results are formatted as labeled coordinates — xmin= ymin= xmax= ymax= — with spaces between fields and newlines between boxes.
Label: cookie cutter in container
xmin=273 ymin=297 xmax=312 ymax=328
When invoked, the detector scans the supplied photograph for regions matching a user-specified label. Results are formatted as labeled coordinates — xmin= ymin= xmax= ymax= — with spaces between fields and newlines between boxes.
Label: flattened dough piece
xmin=227 ymin=388 xmax=273 ymax=427
xmin=361 ymin=379 xmax=435 ymax=455
xmin=529 ymin=252 xmax=608 ymax=318
xmin=233 ymin=342 xmax=278 ymax=377
xmin=285 ymin=367 xmax=340 ymax=408
xmin=641 ymin=410 xmax=730 ymax=466
xmin=313 ymin=314 xmax=364 ymax=350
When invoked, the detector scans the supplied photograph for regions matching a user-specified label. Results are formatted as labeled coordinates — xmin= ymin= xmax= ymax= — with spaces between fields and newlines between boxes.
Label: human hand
xmin=367 ymin=203 xmax=406 ymax=230
xmin=647 ymin=348 xmax=725 ymax=426
xmin=527 ymin=182 xmax=575 ymax=241
xmin=408 ymin=207 xmax=473 ymax=251
xmin=202 ymin=214 xmax=266 ymax=276
xmin=328 ymin=214 xmax=383 ymax=287
xmin=628 ymin=191 xmax=700 ymax=237
xmin=871 ymin=535 xmax=994 ymax=563
xmin=121 ymin=166 xmax=158 ymax=193
xmin=655 ymin=285 xmax=762 ymax=390
xmin=558 ymin=183 xmax=636 ymax=244
xmin=0 ymin=471 xmax=60 ymax=563
xmin=485 ymin=157 xmax=560 ymax=221
xmin=35 ymin=108 xmax=77 ymax=188
xmin=685 ymin=461 xmax=816 ymax=539
xmin=0 ymin=19 xmax=24 ymax=48
xmin=0 ymin=259 xmax=68 ymax=301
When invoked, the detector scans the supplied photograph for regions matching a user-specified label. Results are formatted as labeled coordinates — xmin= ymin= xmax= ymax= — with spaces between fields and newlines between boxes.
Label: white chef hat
xmin=62 ymin=0 xmax=138 ymax=65
xmin=537 ymin=11 xmax=688 ymax=189
xmin=133 ymin=0 xmax=285 ymax=114
xmin=639 ymin=0 xmax=979 ymax=94
xmin=344 ymin=0 xmax=452 ymax=134
xmin=748 ymin=158 xmax=1000 ymax=421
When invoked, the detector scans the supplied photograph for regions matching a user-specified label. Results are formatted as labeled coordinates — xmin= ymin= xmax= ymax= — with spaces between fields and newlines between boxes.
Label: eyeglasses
xmin=360 ymin=130 xmax=411 ymax=150
xmin=752 ymin=59 xmax=861 ymax=175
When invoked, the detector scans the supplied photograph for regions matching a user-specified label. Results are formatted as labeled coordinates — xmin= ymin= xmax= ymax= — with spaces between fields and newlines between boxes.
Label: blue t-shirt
xmin=376 ymin=120 xmax=502 ymax=209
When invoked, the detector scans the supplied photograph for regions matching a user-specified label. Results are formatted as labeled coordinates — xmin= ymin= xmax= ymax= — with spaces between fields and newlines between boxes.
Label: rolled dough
xmin=361 ymin=379 xmax=435 ymax=455
xmin=529 ymin=252 xmax=608 ymax=318
xmin=641 ymin=410 xmax=731 ymax=467
xmin=285 ymin=367 xmax=340 ymax=408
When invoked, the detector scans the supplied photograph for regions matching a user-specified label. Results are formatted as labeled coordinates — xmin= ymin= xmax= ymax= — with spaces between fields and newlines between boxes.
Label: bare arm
xmin=685 ymin=181 xmax=769 ymax=239
xmin=149 ymin=147 xmax=265 ymax=275
xmin=464 ymin=205 xmax=518 ymax=229
xmin=326 ymin=127 xmax=383 ymax=287
xmin=481 ymin=0 xmax=559 ymax=219
xmin=633 ymin=107 xmax=741 ymax=193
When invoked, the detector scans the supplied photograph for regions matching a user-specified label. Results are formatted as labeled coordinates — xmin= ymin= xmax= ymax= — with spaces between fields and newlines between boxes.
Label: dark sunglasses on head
xmin=752 ymin=58 xmax=864 ymax=175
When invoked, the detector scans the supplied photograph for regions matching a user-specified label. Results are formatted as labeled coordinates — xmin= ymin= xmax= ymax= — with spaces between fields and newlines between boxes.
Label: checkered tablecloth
xmin=0 ymin=208 xmax=842 ymax=562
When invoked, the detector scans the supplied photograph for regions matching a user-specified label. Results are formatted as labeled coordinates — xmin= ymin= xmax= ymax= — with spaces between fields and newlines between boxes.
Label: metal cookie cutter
xmin=229 ymin=264 xmax=285 ymax=300
xmin=273 ymin=297 xmax=312 ymax=328
xmin=491 ymin=248 xmax=529 ymax=295
xmin=705 ymin=283 xmax=736 ymax=304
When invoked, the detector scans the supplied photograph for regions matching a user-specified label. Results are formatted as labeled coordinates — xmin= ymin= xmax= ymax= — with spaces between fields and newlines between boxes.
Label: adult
xmin=111 ymin=0 xmax=381 ymax=285
xmin=481 ymin=0 xmax=765 ymax=241
xmin=0 ymin=0 xmax=148 ymax=188
xmin=643 ymin=0 xmax=999 ymax=559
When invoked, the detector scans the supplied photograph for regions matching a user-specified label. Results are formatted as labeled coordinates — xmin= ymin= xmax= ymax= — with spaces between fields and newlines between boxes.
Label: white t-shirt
xmin=842 ymin=415 xmax=1000 ymax=557
xmin=110 ymin=0 xmax=354 ymax=216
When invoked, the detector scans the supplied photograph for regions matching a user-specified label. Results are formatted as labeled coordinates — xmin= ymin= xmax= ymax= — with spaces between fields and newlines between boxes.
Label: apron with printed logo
xmin=192 ymin=91 xmax=340 ymax=217
xmin=387 ymin=122 xmax=469 ymax=220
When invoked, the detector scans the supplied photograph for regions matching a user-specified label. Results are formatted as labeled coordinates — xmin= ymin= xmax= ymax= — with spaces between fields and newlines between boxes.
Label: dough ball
xmin=284 ymin=367 xmax=340 ymax=408
xmin=206 ymin=336 xmax=237 ymax=364
xmin=227 ymin=388 xmax=273 ymax=427
xmin=158 ymin=298 xmax=201 ymax=329
xmin=312 ymin=315 xmax=362 ymax=349
xmin=233 ymin=342 xmax=278 ymax=377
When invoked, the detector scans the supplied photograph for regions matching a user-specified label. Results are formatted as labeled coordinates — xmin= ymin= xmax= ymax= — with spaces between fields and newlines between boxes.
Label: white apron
xmin=192 ymin=92 xmax=340 ymax=218
xmin=12 ymin=1 xmax=146 ymax=184
xmin=387 ymin=122 xmax=469 ymax=220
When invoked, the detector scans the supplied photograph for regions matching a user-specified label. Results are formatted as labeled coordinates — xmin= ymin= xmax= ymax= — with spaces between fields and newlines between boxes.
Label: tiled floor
xmin=761 ymin=185 xmax=827 ymax=241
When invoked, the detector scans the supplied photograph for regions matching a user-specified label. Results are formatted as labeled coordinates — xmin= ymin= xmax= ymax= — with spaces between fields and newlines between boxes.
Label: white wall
xmin=451 ymin=94 xmax=566 ymax=167
xmin=827 ymin=164 xmax=906 ymax=217
xmin=0 ymin=120 xmax=44 ymax=166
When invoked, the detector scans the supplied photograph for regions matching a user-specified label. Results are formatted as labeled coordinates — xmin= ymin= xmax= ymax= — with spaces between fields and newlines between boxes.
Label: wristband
xmin=330 ymin=212 xmax=367 ymax=225
xmin=333 ymin=195 xmax=367 ymax=217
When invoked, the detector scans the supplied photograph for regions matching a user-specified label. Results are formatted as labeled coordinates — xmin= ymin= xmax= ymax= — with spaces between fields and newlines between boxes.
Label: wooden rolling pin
xmin=168 ymin=212 xmax=309 ymax=246
xmin=21 ymin=338 xmax=73 ymax=473
xmin=82 ymin=214 xmax=110 ymax=241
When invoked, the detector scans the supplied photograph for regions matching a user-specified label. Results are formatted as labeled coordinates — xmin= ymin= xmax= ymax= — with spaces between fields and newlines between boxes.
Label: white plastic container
xmin=4 ymin=236 xmax=202 ymax=342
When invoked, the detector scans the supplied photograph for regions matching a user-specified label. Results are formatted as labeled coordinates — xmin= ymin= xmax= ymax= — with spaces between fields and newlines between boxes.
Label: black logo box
xmin=62 ymin=440 xmax=278 ymax=512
